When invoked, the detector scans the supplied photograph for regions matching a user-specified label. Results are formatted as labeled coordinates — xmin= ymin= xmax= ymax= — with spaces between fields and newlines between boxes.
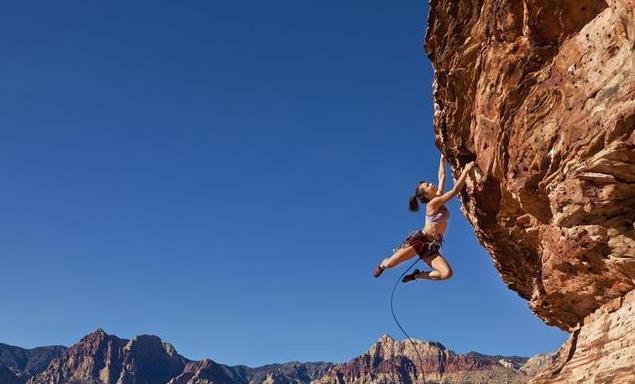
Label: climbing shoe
xmin=373 ymin=264 xmax=385 ymax=278
xmin=401 ymin=269 xmax=421 ymax=283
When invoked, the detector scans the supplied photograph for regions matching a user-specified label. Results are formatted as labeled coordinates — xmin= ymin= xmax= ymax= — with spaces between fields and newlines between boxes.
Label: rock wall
xmin=424 ymin=0 xmax=635 ymax=381
xmin=425 ymin=0 xmax=635 ymax=329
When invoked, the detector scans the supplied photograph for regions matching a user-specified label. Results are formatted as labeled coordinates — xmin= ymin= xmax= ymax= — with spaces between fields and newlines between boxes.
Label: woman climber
xmin=373 ymin=155 xmax=475 ymax=282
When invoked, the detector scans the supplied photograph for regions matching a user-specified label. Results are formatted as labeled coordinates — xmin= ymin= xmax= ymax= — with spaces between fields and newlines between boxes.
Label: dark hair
xmin=408 ymin=195 xmax=420 ymax=212
xmin=408 ymin=182 xmax=430 ymax=212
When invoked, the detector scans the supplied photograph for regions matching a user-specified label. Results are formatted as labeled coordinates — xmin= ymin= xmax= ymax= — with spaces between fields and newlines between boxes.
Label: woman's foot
xmin=402 ymin=269 xmax=421 ymax=283
xmin=373 ymin=264 xmax=385 ymax=278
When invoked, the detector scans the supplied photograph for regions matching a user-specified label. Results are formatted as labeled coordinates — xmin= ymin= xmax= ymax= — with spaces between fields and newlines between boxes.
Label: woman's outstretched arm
xmin=437 ymin=154 xmax=446 ymax=194
xmin=430 ymin=161 xmax=475 ymax=206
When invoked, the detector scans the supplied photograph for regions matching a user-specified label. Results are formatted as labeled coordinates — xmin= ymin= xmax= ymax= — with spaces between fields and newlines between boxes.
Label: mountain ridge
xmin=0 ymin=343 xmax=67 ymax=384
xmin=0 ymin=330 xmax=553 ymax=384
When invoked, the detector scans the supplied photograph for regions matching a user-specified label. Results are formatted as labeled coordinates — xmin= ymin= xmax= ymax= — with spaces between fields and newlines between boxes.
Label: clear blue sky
xmin=1 ymin=0 xmax=566 ymax=367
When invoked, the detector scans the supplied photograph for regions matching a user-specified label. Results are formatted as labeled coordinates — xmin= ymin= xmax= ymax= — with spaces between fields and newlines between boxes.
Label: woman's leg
xmin=381 ymin=246 xmax=418 ymax=269
xmin=414 ymin=252 xmax=453 ymax=280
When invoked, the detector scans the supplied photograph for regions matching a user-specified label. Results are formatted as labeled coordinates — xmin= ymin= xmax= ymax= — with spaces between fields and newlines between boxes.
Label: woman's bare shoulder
xmin=426 ymin=197 xmax=443 ymax=214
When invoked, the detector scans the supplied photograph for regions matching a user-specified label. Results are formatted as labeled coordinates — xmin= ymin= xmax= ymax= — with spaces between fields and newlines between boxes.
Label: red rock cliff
xmin=425 ymin=0 xmax=634 ymax=329
xmin=424 ymin=0 xmax=634 ymax=382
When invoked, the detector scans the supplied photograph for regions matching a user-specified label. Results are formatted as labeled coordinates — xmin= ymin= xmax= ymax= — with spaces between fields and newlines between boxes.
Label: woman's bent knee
xmin=439 ymin=268 xmax=453 ymax=280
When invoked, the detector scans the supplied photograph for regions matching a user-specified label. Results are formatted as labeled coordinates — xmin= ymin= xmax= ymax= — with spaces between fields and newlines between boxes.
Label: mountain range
xmin=0 ymin=330 xmax=554 ymax=384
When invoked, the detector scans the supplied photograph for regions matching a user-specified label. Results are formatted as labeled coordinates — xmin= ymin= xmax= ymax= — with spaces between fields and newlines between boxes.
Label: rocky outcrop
xmin=424 ymin=0 xmax=634 ymax=382
xmin=530 ymin=290 xmax=635 ymax=383
xmin=425 ymin=0 xmax=634 ymax=331
xmin=0 ymin=343 xmax=66 ymax=384
xmin=312 ymin=335 xmax=532 ymax=384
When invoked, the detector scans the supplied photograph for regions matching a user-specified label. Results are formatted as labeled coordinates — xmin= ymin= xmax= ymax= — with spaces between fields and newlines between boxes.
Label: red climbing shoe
xmin=402 ymin=269 xmax=421 ymax=283
xmin=373 ymin=264 xmax=385 ymax=278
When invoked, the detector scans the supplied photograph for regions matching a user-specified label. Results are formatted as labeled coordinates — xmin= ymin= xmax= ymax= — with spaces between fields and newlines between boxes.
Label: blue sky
xmin=1 ymin=0 xmax=566 ymax=367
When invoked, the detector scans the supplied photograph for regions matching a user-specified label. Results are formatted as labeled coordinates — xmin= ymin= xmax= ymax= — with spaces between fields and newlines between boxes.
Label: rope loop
xmin=390 ymin=258 xmax=427 ymax=384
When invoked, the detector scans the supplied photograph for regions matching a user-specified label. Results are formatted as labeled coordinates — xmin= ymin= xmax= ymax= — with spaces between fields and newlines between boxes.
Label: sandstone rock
xmin=529 ymin=290 xmax=635 ymax=383
xmin=425 ymin=0 xmax=635 ymax=332
xmin=426 ymin=0 xmax=635 ymax=330
xmin=424 ymin=0 xmax=635 ymax=382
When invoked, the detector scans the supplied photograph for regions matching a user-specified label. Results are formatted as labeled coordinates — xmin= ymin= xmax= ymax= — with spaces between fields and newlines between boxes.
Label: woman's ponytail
xmin=408 ymin=195 xmax=419 ymax=212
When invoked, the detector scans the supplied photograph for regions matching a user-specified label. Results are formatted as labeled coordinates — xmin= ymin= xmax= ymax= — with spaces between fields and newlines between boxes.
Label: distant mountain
xmin=166 ymin=360 xmax=332 ymax=384
xmin=0 ymin=330 xmax=551 ymax=384
xmin=27 ymin=330 xmax=188 ymax=384
xmin=0 ymin=343 xmax=66 ymax=384
xmin=314 ymin=334 xmax=537 ymax=384
xmin=517 ymin=353 xmax=558 ymax=378
xmin=23 ymin=330 xmax=331 ymax=384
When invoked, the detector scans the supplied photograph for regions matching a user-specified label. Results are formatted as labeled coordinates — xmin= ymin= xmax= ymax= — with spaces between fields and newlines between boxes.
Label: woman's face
xmin=418 ymin=182 xmax=437 ymax=200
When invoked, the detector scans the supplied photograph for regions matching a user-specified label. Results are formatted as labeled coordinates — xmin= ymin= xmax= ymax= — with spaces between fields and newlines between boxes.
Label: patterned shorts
xmin=395 ymin=231 xmax=443 ymax=259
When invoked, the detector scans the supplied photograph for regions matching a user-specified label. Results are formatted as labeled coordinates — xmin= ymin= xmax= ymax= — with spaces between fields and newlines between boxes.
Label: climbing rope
xmin=390 ymin=257 xmax=427 ymax=384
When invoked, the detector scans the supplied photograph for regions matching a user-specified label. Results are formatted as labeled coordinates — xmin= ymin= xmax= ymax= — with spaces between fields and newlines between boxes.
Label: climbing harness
xmin=390 ymin=257 xmax=427 ymax=384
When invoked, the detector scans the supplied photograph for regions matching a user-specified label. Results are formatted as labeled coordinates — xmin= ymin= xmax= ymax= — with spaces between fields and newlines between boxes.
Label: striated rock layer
xmin=424 ymin=0 xmax=635 ymax=382
xmin=530 ymin=290 xmax=635 ymax=383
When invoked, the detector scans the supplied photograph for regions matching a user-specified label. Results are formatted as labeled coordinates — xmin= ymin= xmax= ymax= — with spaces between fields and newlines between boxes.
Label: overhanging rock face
xmin=424 ymin=0 xmax=634 ymax=331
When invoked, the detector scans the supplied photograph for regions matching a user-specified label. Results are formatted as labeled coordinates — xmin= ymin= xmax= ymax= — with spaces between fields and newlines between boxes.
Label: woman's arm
xmin=431 ymin=161 xmax=475 ymax=206
xmin=437 ymin=155 xmax=446 ymax=194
